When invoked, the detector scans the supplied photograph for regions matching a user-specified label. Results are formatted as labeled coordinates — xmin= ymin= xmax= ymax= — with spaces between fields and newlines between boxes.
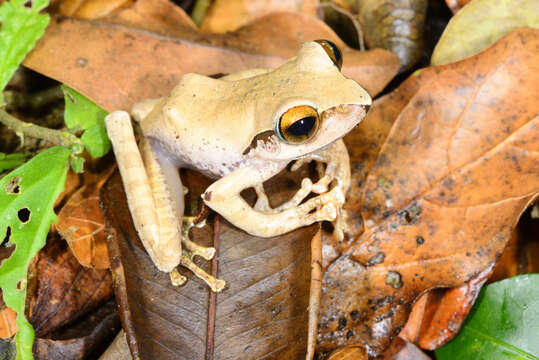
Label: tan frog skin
xmin=105 ymin=41 xmax=371 ymax=292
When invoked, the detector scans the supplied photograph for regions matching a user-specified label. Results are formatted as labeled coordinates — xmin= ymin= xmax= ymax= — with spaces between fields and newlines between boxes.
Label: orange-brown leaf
xmin=318 ymin=28 xmax=539 ymax=354
xmin=201 ymin=0 xmax=319 ymax=33
xmin=56 ymin=180 xmax=110 ymax=269
xmin=0 ymin=304 xmax=17 ymax=338
xmin=23 ymin=10 xmax=399 ymax=112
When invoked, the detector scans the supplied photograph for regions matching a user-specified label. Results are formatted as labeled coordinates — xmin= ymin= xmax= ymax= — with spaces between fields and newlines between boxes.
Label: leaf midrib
xmin=463 ymin=323 xmax=539 ymax=360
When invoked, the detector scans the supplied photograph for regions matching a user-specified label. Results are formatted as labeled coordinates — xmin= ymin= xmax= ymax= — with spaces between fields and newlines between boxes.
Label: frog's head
xmin=247 ymin=40 xmax=372 ymax=161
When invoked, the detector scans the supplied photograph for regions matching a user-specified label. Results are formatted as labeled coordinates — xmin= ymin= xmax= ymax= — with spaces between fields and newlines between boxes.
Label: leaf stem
xmin=191 ymin=0 xmax=211 ymax=26
xmin=0 ymin=108 xmax=83 ymax=154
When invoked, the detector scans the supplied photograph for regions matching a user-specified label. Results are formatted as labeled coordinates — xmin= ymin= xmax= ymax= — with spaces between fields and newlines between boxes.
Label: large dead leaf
xmin=101 ymin=166 xmax=318 ymax=359
xmin=201 ymin=0 xmax=319 ymax=33
xmin=24 ymin=6 xmax=399 ymax=112
xmin=317 ymin=28 xmax=539 ymax=354
xmin=28 ymin=235 xmax=113 ymax=337
xmin=34 ymin=300 xmax=120 ymax=360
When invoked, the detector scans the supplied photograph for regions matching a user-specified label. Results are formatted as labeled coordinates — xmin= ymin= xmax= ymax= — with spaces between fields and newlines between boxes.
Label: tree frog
xmin=105 ymin=40 xmax=371 ymax=292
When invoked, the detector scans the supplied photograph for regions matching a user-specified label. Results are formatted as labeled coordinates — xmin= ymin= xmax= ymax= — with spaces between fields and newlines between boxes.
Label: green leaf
xmin=436 ymin=274 xmax=539 ymax=360
xmin=0 ymin=0 xmax=50 ymax=99
xmin=62 ymin=85 xmax=110 ymax=158
xmin=0 ymin=146 xmax=70 ymax=360
xmin=431 ymin=0 xmax=539 ymax=65
xmin=0 ymin=152 xmax=28 ymax=173
xmin=70 ymin=155 xmax=84 ymax=174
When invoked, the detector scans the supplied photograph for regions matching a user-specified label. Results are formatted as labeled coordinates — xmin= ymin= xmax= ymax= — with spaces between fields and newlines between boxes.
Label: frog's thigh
xmin=105 ymin=111 xmax=181 ymax=272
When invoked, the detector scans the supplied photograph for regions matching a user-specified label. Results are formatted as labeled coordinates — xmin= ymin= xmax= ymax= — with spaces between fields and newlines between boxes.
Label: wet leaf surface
xmin=317 ymin=28 xmax=539 ymax=354
xmin=23 ymin=6 xmax=399 ymax=112
xmin=101 ymin=166 xmax=318 ymax=359
xmin=436 ymin=274 xmax=539 ymax=359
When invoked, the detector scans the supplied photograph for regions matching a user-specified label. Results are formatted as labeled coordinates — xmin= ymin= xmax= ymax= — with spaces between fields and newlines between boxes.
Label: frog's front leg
xmin=105 ymin=111 xmax=225 ymax=292
xmin=203 ymin=162 xmax=345 ymax=237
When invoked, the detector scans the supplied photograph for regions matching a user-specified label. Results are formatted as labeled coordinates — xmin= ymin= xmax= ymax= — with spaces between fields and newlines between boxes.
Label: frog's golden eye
xmin=314 ymin=39 xmax=343 ymax=70
xmin=276 ymin=105 xmax=320 ymax=144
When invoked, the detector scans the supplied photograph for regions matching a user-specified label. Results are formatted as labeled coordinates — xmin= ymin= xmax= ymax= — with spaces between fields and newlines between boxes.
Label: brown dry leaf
xmin=66 ymin=0 xmax=199 ymax=35
xmin=33 ymin=301 xmax=120 ymax=360
xmin=201 ymin=0 xmax=319 ymax=33
xmin=398 ymin=207 xmax=539 ymax=350
xmin=317 ymin=28 xmax=539 ymax=354
xmin=358 ymin=0 xmax=427 ymax=70
xmin=24 ymin=7 xmax=399 ymax=112
xmin=101 ymin=166 xmax=317 ymax=359
xmin=326 ymin=345 xmax=368 ymax=360
xmin=400 ymin=265 xmax=493 ymax=350
xmin=53 ymin=169 xmax=80 ymax=208
xmin=52 ymin=0 xmax=133 ymax=19
xmin=0 ymin=303 xmax=17 ymax=338
xmin=379 ymin=336 xmax=431 ymax=360
xmin=28 ymin=235 xmax=113 ymax=337
xmin=56 ymin=168 xmax=113 ymax=269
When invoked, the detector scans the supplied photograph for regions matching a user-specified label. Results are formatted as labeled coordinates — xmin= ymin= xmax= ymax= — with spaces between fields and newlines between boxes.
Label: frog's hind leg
xmin=105 ymin=111 xmax=225 ymax=292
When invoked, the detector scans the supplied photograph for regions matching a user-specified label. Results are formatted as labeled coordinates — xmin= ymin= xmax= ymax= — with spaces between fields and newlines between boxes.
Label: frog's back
xmin=140 ymin=73 xmax=256 ymax=177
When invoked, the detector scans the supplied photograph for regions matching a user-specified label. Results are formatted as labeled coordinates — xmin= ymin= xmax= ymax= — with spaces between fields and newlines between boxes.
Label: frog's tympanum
xmin=105 ymin=40 xmax=371 ymax=292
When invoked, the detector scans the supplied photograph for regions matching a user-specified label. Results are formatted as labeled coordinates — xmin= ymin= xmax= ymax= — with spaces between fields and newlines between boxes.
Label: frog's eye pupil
xmin=276 ymin=105 xmax=320 ymax=144
xmin=287 ymin=116 xmax=316 ymax=137
xmin=314 ymin=39 xmax=343 ymax=70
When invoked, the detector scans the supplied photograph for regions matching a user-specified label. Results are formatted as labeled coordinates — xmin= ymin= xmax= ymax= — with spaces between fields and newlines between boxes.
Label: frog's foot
xmin=172 ymin=216 xmax=225 ymax=292
xmin=290 ymin=153 xmax=343 ymax=194
xmin=181 ymin=250 xmax=226 ymax=292
xmin=254 ymin=178 xmax=314 ymax=213
xmin=181 ymin=216 xmax=215 ymax=260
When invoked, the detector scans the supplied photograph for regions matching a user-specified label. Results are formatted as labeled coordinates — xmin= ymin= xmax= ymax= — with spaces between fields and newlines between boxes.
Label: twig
xmin=318 ymin=2 xmax=365 ymax=51
xmin=4 ymin=86 xmax=64 ymax=110
xmin=0 ymin=108 xmax=83 ymax=153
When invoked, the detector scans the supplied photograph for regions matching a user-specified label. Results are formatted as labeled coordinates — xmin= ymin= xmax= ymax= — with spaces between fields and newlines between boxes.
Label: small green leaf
xmin=431 ymin=0 xmax=539 ymax=65
xmin=70 ymin=155 xmax=84 ymax=174
xmin=81 ymin=123 xmax=111 ymax=158
xmin=0 ymin=146 xmax=70 ymax=360
xmin=0 ymin=0 xmax=50 ymax=98
xmin=0 ymin=152 xmax=28 ymax=173
xmin=62 ymin=85 xmax=110 ymax=158
xmin=436 ymin=274 xmax=539 ymax=360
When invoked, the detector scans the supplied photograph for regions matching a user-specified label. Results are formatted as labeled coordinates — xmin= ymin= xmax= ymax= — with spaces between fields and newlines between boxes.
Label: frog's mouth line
xmin=242 ymin=103 xmax=371 ymax=159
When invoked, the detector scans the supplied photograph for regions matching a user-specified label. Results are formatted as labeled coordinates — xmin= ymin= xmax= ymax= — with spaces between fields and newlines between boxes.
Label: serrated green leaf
xmin=0 ymin=146 xmax=70 ymax=360
xmin=431 ymin=0 xmax=539 ymax=65
xmin=0 ymin=0 xmax=50 ymax=98
xmin=0 ymin=152 xmax=28 ymax=172
xmin=436 ymin=274 xmax=539 ymax=360
xmin=62 ymin=85 xmax=110 ymax=158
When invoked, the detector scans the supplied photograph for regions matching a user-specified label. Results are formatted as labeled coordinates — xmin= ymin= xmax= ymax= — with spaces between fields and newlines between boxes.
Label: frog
xmin=104 ymin=40 xmax=371 ymax=292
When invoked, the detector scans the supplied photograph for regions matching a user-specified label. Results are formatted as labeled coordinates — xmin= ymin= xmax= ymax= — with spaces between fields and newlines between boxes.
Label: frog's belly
xmin=154 ymin=137 xmax=244 ymax=179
